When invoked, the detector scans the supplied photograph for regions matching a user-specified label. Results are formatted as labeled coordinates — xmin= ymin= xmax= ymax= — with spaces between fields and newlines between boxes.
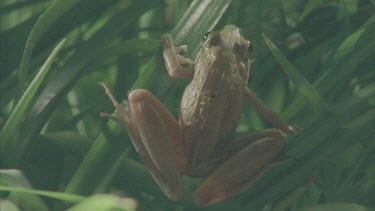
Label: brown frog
xmin=101 ymin=25 xmax=299 ymax=206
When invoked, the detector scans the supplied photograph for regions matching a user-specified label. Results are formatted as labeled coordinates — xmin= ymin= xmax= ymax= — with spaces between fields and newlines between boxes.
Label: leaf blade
xmin=0 ymin=39 xmax=66 ymax=164
xmin=263 ymin=34 xmax=328 ymax=114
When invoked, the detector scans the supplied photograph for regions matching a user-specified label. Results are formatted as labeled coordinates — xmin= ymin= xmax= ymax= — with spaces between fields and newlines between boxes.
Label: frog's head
xmin=201 ymin=25 xmax=252 ymax=83
xmin=202 ymin=25 xmax=252 ymax=57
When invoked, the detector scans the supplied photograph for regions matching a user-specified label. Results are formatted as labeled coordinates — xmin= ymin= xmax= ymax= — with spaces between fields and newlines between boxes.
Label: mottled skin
xmin=180 ymin=26 xmax=249 ymax=176
xmin=101 ymin=25 xmax=299 ymax=206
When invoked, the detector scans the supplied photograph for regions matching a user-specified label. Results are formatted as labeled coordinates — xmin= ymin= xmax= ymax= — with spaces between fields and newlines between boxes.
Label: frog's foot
xmin=161 ymin=33 xmax=194 ymax=79
xmin=100 ymin=82 xmax=130 ymax=127
xmin=175 ymin=44 xmax=188 ymax=53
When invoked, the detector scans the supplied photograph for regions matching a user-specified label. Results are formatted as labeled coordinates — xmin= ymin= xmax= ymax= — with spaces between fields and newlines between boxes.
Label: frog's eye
xmin=202 ymin=31 xmax=213 ymax=42
xmin=234 ymin=42 xmax=249 ymax=60
xmin=208 ymin=33 xmax=222 ymax=46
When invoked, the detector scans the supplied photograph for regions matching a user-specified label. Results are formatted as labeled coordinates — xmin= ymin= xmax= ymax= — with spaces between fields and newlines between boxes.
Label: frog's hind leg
xmin=192 ymin=129 xmax=287 ymax=206
xmin=100 ymin=83 xmax=186 ymax=201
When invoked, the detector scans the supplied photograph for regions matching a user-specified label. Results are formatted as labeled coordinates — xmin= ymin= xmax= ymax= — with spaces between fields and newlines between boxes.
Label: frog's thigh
xmin=192 ymin=133 xmax=286 ymax=206
xmin=128 ymin=89 xmax=185 ymax=201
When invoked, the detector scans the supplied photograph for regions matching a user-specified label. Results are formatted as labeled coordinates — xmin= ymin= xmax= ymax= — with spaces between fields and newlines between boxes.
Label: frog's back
xmin=180 ymin=48 xmax=247 ymax=168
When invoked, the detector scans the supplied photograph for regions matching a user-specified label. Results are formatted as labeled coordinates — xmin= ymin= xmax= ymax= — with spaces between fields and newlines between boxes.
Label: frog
xmin=100 ymin=25 xmax=300 ymax=206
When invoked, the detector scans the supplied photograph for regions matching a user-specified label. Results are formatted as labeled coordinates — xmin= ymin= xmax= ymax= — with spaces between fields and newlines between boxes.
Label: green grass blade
xmin=17 ymin=0 xmax=79 ymax=91
xmin=244 ymin=102 xmax=373 ymax=210
xmin=263 ymin=34 xmax=328 ymax=114
xmin=0 ymin=39 xmax=66 ymax=164
xmin=0 ymin=169 xmax=49 ymax=211
xmin=12 ymin=0 xmax=159 ymax=170
xmin=67 ymin=194 xmax=137 ymax=211
xmin=0 ymin=199 xmax=21 ymax=211
xmin=338 ymin=0 xmax=358 ymax=18
xmin=0 ymin=186 xmax=84 ymax=202
xmin=283 ymin=15 xmax=375 ymax=120
xmin=94 ymin=148 xmax=131 ymax=193
xmin=298 ymin=0 xmax=323 ymax=22
xmin=42 ymin=131 xmax=93 ymax=157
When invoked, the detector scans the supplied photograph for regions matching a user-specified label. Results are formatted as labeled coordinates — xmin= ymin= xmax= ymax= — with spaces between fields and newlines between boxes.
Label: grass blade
xmin=0 ymin=186 xmax=84 ymax=202
xmin=0 ymin=39 xmax=66 ymax=165
xmin=67 ymin=194 xmax=137 ymax=211
xmin=263 ymin=34 xmax=328 ymax=114
xmin=17 ymin=0 xmax=79 ymax=91
xmin=0 ymin=169 xmax=49 ymax=211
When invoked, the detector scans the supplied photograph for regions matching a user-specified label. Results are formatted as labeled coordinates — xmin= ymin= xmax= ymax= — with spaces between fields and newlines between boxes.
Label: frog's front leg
xmin=244 ymin=87 xmax=302 ymax=134
xmin=100 ymin=83 xmax=186 ymax=201
xmin=192 ymin=129 xmax=287 ymax=206
xmin=161 ymin=33 xmax=194 ymax=79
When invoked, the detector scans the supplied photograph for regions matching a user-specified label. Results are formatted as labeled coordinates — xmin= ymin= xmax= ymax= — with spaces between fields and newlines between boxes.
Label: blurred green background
xmin=0 ymin=0 xmax=374 ymax=210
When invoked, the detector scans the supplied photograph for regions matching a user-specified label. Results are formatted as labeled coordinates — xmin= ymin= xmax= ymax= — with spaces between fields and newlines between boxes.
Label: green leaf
xmin=17 ymin=0 xmax=79 ymax=91
xmin=299 ymin=0 xmax=323 ymax=22
xmin=283 ymin=15 xmax=375 ymax=120
xmin=263 ymin=34 xmax=328 ymax=114
xmin=41 ymin=131 xmax=93 ymax=157
xmin=7 ymin=0 xmax=160 ymax=172
xmin=243 ymin=94 xmax=373 ymax=210
xmin=0 ymin=199 xmax=21 ymax=211
xmin=338 ymin=0 xmax=358 ymax=18
xmin=0 ymin=39 xmax=66 ymax=165
xmin=0 ymin=185 xmax=84 ymax=203
xmin=67 ymin=194 xmax=137 ymax=211
xmin=0 ymin=169 xmax=49 ymax=211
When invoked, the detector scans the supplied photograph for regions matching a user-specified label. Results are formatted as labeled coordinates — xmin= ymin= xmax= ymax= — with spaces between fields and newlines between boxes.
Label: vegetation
xmin=0 ymin=0 xmax=374 ymax=210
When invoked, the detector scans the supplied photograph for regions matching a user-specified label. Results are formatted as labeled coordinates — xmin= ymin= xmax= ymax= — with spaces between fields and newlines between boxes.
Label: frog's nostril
xmin=202 ymin=31 xmax=212 ymax=42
